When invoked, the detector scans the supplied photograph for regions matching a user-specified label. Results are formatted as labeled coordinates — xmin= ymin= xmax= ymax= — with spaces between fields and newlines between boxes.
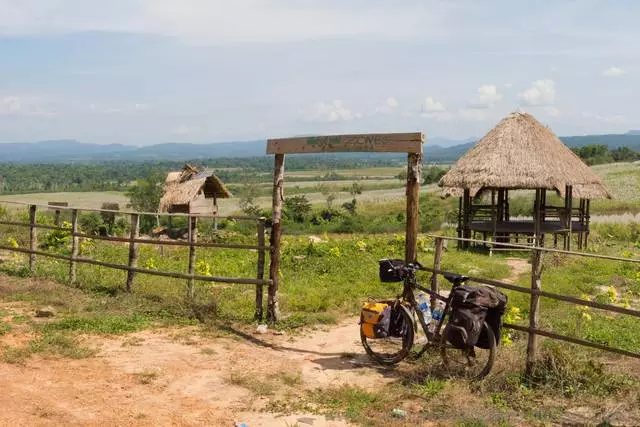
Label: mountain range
xmin=0 ymin=133 xmax=639 ymax=164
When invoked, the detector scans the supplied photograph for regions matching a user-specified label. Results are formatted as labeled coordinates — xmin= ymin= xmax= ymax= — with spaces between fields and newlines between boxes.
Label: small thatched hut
xmin=159 ymin=165 xmax=232 ymax=214
xmin=440 ymin=111 xmax=612 ymax=251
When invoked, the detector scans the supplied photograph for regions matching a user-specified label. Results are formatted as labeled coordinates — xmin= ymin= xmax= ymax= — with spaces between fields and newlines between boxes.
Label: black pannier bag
xmin=378 ymin=259 xmax=405 ymax=282
xmin=445 ymin=285 xmax=508 ymax=349
xmin=389 ymin=305 xmax=409 ymax=338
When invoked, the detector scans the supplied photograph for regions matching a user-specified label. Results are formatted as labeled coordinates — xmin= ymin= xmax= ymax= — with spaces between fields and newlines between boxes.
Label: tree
xmin=126 ymin=173 xmax=164 ymax=233
xmin=317 ymin=183 xmax=337 ymax=208
xmin=284 ymin=195 xmax=312 ymax=223
xmin=238 ymin=180 xmax=261 ymax=216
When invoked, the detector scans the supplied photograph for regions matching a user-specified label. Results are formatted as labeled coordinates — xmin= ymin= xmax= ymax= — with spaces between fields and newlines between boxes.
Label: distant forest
xmin=0 ymin=144 xmax=637 ymax=195
xmin=0 ymin=155 xmax=407 ymax=194
xmin=571 ymin=144 xmax=640 ymax=165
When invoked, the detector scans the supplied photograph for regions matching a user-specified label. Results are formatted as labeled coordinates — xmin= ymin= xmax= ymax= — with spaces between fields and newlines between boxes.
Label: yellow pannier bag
xmin=360 ymin=302 xmax=391 ymax=339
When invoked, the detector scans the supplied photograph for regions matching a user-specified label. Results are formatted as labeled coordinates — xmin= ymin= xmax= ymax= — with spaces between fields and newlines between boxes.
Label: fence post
xmin=430 ymin=237 xmax=444 ymax=308
xmin=187 ymin=215 xmax=198 ymax=300
xmin=405 ymin=152 xmax=422 ymax=264
xmin=255 ymin=218 xmax=266 ymax=321
xmin=28 ymin=205 xmax=37 ymax=273
xmin=126 ymin=213 xmax=140 ymax=292
xmin=268 ymin=153 xmax=285 ymax=322
xmin=526 ymin=188 xmax=544 ymax=379
xmin=69 ymin=209 xmax=79 ymax=284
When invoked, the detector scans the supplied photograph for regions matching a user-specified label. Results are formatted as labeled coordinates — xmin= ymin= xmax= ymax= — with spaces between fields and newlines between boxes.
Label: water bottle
xmin=432 ymin=301 xmax=445 ymax=322
xmin=414 ymin=290 xmax=432 ymax=323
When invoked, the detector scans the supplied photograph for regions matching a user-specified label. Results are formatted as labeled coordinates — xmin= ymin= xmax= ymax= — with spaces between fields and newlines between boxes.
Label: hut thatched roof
xmin=159 ymin=166 xmax=232 ymax=213
xmin=439 ymin=112 xmax=612 ymax=199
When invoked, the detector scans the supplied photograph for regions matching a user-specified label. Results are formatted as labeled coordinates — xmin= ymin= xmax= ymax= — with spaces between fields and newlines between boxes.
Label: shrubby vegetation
xmin=572 ymin=144 xmax=640 ymax=165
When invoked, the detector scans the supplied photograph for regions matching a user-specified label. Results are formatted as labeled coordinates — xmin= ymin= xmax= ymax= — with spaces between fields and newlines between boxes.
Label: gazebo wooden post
xmin=504 ymin=190 xmax=510 ymax=221
xmin=584 ymin=199 xmax=591 ymax=250
xmin=456 ymin=196 xmax=463 ymax=249
xmin=490 ymin=190 xmax=497 ymax=255
xmin=405 ymin=152 xmax=422 ymax=263
xmin=565 ymin=185 xmax=573 ymax=251
xmin=462 ymin=189 xmax=471 ymax=249
xmin=267 ymin=153 xmax=285 ymax=322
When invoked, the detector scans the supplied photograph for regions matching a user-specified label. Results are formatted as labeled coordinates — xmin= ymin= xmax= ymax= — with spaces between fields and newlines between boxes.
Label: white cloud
xmin=0 ymin=1 xmax=446 ymax=44
xmin=519 ymin=80 xmax=556 ymax=106
xmin=373 ymin=97 xmax=400 ymax=115
xmin=504 ymin=83 xmax=513 ymax=89
xmin=302 ymin=100 xmax=355 ymax=123
xmin=89 ymin=103 xmax=151 ymax=114
xmin=602 ymin=66 xmax=625 ymax=77
xmin=386 ymin=97 xmax=399 ymax=109
xmin=0 ymin=95 xmax=54 ymax=117
xmin=172 ymin=124 xmax=201 ymax=136
xmin=546 ymin=106 xmax=561 ymax=117
xmin=458 ymin=108 xmax=490 ymax=121
xmin=421 ymin=96 xmax=446 ymax=113
xmin=468 ymin=85 xmax=502 ymax=108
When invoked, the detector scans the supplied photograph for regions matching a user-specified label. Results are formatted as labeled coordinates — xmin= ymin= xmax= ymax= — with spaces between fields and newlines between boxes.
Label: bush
xmin=284 ymin=195 xmax=312 ymax=223
xmin=79 ymin=212 xmax=105 ymax=236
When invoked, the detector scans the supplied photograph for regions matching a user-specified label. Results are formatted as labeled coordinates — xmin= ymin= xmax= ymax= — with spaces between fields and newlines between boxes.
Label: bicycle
xmin=360 ymin=261 xmax=497 ymax=380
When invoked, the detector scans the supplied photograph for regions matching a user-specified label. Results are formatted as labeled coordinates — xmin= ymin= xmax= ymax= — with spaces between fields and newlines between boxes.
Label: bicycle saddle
xmin=443 ymin=273 xmax=469 ymax=285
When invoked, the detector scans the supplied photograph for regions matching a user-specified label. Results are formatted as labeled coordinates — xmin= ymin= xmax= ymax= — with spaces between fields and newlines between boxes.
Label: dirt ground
xmin=0 ymin=312 xmax=389 ymax=427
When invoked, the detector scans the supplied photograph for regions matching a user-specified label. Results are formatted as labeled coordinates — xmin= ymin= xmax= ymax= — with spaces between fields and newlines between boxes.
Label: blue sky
xmin=0 ymin=0 xmax=638 ymax=145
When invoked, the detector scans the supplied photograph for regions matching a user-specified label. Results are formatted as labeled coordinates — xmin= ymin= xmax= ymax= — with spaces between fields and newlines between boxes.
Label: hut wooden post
xmin=405 ymin=152 xmax=422 ymax=263
xmin=430 ymin=237 xmax=444 ymax=309
xmin=255 ymin=218 xmax=266 ymax=321
xmin=504 ymin=190 xmax=510 ymax=221
xmin=268 ymin=153 xmax=285 ymax=322
xmin=28 ymin=205 xmax=37 ymax=273
xmin=526 ymin=189 xmax=544 ymax=379
xmin=69 ymin=209 xmax=79 ymax=285
xmin=187 ymin=215 xmax=198 ymax=300
xmin=126 ymin=213 xmax=140 ymax=292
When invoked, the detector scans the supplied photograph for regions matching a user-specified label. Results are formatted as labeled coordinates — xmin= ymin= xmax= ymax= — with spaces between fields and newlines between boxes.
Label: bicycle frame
xmin=400 ymin=266 xmax=454 ymax=345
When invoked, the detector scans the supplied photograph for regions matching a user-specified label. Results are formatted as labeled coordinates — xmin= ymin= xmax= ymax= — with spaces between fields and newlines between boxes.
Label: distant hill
xmin=0 ymin=133 xmax=639 ymax=164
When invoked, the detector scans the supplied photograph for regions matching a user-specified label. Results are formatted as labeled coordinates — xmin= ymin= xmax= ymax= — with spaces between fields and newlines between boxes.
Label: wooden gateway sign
xmin=265 ymin=132 xmax=425 ymax=322
xmin=266 ymin=132 xmax=423 ymax=154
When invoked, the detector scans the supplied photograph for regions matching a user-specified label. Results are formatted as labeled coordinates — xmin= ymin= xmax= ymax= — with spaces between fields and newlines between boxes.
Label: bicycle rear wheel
xmin=440 ymin=321 xmax=496 ymax=380
xmin=361 ymin=304 xmax=414 ymax=365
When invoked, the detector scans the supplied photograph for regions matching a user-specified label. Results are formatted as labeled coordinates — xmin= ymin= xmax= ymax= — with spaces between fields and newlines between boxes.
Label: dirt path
xmin=1 ymin=317 xmax=394 ymax=427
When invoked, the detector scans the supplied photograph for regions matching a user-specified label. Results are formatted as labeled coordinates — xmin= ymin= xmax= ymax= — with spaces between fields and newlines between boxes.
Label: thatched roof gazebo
xmin=159 ymin=164 xmax=232 ymax=214
xmin=440 ymin=111 xmax=612 ymax=251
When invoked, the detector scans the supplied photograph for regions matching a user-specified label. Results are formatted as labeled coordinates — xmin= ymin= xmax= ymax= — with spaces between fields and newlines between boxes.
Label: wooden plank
xmin=268 ymin=153 xmax=285 ymax=322
xmin=126 ymin=214 xmax=140 ymax=292
xmin=255 ymin=218 xmax=266 ymax=321
xmin=28 ymin=205 xmax=37 ymax=272
xmin=267 ymin=132 xmax=423 ymax=154
xmin=0 ymin=243 xmax=271 ymax=285
xmin=505 ymin=324 xmax=640 ymax=360
xmin=69 ymin=209 xmax=79 ymax=285
xmin=405 ymin=152 xmax=422 ymax=263
xmin=187 ymin=216 xmax=197 ymax=299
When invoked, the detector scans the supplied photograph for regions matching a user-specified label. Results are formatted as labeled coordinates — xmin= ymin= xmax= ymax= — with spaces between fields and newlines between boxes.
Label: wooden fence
xmin=0 ymin=202 xmax=273 ymax=320
xmin=426 ymin=234 xmax=640 ymax=377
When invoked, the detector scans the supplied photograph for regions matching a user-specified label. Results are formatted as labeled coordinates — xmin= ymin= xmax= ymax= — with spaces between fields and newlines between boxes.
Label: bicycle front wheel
xmin=361 ymin=305 xmax=414 ymax=366
xmin=440 ymin=321 xmax=496 ymax=380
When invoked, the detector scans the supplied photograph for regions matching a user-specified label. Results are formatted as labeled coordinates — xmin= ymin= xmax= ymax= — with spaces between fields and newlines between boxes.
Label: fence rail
xmin=0 ymin=203 xmax=273 ymax=320
xmin=425 ymin=234 xmax=640 ymax=375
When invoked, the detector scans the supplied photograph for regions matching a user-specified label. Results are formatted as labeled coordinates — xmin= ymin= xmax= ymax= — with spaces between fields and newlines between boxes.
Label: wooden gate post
xmin=187 ymin=215 xmax=198 ymax=299
xmin=526 ymin=189 xmax=544 ymax=378
xmin=430 ymin=237 xmax=444 ymax=308
xmin=126 ymin=213 xmax=140 ymax=292
xmin=405 ymin=152 xmax=422 ymax=263
xmin=268 ymin=153 xmax=285 ymax=322
xmin=255 ymin=218 xmax=266 ymax=320
xmin=69 ymin=209 xmax=79 ymax=284
xmin=28 ymin=205 xmax=37 ymax=273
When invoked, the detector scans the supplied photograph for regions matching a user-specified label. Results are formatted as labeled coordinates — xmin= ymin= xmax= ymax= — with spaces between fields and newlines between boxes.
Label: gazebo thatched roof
xmin=159 ymin=165 xmax=232 ymax=213
xmin=439 ymin=112 xmax=612 ymax=199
